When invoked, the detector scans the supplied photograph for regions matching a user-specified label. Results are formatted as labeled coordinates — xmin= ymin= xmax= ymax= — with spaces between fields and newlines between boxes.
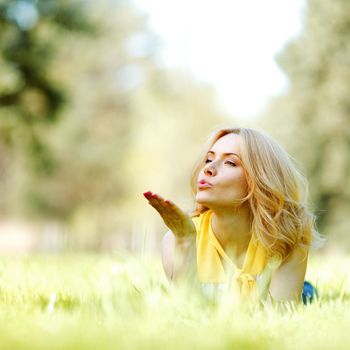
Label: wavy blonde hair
xmin=191 ymin=127 xmax=322 ymax=261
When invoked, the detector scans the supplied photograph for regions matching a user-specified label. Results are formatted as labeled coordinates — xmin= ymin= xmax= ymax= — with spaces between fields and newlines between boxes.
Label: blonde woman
xmin=143 ymin=128 xmax=321 ymax=303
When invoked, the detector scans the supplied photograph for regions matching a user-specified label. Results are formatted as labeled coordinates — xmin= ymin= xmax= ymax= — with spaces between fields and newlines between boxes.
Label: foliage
xmin=0 ymin=0 xmax=227 ymax=231
xmin=0 ymin=0 xmax=96 ymax=172
xmin=0 ymin=253 xmax=348 ymax=349
xmin=260 ymin=0 xmax=350 ymax=248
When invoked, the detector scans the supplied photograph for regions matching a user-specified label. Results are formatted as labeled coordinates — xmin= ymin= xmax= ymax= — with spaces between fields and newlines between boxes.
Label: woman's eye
xmin=225 ymin=161 xmax=236 ymax=166
xmin=205 ymin=159 xmax=213 ymax=164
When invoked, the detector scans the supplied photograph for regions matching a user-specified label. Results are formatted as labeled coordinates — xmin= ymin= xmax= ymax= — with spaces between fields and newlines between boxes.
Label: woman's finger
xmin=143 ymin=191 xmax=153 ymax=199
xmin=144 ymin=192 xmax=172 ymax=215
xmin=143 ymin=191 xmax=190 ymax=231
xmin=163 ymin=199 xmax=185 ymax=220
xmin=143 ymin=191 xmax=164 ymax=205
xmin=147 ymin=197 xmax=167 ymax=216
xmin=145 ymin=194 xmax=179 ymax=225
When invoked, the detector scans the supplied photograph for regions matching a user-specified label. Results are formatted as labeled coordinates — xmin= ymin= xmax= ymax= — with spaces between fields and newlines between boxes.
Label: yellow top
xmin=192 ymin=210 xmax=281 ymax=300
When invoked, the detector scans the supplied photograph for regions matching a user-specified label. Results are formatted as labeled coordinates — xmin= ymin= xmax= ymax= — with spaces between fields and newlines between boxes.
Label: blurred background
xmin=0 ymin=0 xmax=349 ymax=255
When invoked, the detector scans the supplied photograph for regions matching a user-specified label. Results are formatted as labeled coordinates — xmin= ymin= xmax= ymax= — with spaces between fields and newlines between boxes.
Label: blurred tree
xmin=261 ymin=0 xmax=350 ymax=248
xmin=0 ymin=0 xmax=96 ymax=173
xmin=0 ymin=0 xmax=227 ymax=251
xmin=43 ymin=1 xmax=227 ymax=228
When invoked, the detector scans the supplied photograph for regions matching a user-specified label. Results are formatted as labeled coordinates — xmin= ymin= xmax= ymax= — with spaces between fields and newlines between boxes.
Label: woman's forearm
xmin=172 ymin=236 xmax=197 ymax=282
xmin=161 ymin=231 xmax=197 ymax=284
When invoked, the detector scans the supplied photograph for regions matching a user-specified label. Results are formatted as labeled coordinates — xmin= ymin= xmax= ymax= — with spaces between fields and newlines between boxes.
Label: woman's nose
xmin=204 ymin=163 xmax=217 ymax=176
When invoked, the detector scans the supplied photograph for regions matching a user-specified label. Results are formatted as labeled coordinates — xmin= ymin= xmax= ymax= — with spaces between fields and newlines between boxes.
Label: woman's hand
xmin=143 ymin=191 xmax=196 ymax=240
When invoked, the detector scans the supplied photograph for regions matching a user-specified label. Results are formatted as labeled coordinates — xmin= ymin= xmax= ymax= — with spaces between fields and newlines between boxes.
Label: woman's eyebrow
xmin=207 ymin=150 xmax=241 ymax=159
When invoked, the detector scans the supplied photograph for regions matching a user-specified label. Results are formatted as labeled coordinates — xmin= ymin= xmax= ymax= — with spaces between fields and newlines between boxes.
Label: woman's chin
xmin=195 ymin=194 xmax=212 ymax=207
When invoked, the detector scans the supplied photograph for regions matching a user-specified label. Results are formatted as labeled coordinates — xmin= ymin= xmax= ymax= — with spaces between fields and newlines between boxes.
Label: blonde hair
xmin=191 ymin=127 xmax=322 ymax=261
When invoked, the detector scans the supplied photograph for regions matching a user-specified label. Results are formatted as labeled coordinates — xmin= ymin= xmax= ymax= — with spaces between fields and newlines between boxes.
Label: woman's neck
xmin=211 ymin=203 xmax=252 ymax=259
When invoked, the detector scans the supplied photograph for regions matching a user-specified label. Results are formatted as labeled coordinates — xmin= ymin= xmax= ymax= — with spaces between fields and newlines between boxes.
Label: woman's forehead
xmin=210 ymin=134 xmax=242 ymax=155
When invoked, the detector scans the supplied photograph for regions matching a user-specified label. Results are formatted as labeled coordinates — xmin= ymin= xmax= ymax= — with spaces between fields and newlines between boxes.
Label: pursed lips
xmin=198 ymin=179 xmax=212 ymax=189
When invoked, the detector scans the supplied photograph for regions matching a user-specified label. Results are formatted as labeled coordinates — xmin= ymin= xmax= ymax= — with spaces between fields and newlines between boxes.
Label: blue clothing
xmin=302 ymin=281 xmax=318 ymax=304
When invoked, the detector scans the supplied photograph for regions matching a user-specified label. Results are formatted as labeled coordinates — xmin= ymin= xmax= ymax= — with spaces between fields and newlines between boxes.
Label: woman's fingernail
xmin=143 ymin=191 xmax=152 ymax=197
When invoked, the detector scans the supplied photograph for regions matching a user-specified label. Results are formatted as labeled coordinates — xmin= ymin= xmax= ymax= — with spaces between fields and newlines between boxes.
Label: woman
xmin=143 ymin=127 xmax=321 ymax=303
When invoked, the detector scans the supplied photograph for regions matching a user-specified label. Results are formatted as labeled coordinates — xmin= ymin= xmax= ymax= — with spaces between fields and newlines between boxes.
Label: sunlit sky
xmin=133 ymin=0 xmax=306 ymax=119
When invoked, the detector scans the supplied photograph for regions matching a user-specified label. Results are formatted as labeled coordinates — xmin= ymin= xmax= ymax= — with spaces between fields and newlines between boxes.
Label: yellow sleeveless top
xmin=192 ymin=210 xmax=281 ymax=300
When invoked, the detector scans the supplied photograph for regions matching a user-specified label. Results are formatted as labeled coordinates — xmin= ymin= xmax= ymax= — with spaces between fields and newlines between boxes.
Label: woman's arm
xmin=161 ymin=230 xmax=196 ymax=283
xmin=269 ymin=246 xmax=308 ymax=302
xmin=143 ymin=191 xmax=197 ymax=283
xmin=161 ymin=230 xmax=175 ymax=280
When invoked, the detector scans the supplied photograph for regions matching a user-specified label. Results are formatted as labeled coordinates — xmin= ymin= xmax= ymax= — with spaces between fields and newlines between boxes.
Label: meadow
xmin=0 ymin=251 xmax=349 ymax=350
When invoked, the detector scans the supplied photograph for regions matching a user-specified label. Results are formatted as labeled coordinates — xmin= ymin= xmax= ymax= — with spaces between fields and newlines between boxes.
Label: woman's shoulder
xmin=283 ymin=243 xmax=309 ymax=265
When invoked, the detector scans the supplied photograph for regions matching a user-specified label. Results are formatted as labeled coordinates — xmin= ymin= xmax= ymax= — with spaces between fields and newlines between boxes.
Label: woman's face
xmin=196 ymin=133 xmax=248 ymax=210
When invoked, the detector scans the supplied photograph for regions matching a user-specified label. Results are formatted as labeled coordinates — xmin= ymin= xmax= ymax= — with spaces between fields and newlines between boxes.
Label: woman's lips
xmin=198 ymin=180 xmax=212 ymax=189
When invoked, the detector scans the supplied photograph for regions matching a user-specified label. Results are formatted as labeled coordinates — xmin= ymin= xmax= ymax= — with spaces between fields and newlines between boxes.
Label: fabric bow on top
xmin=193 ymin=210 xmax=281 ymax=300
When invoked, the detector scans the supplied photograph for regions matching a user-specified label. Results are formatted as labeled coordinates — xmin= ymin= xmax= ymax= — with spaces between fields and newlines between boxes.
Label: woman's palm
xmin=143 ymin=191 xmax=196 ymax=239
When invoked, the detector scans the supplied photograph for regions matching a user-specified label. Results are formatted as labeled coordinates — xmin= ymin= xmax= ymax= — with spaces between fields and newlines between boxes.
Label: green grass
xmin=0 ymin=252 xmax=349 ymax=350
